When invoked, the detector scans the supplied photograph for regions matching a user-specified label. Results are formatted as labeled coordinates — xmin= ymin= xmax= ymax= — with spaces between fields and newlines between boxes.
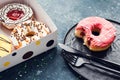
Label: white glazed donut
xmin=0 ymin=3 xmax=33 ymax=29
xmin=11 ymin=20 xmax=51 ymax=49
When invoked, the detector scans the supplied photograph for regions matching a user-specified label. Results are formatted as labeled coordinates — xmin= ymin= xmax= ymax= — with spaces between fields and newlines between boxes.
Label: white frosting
xmin=11 ymin=20 xmax=51 ymax=49
xmin=11 ymin=36 xmax=19 ymax=46
xmin=0 ymin=3 xmax=33 ymax=24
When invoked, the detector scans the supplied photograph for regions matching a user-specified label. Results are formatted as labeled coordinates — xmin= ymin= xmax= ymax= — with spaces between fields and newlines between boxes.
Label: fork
xmin=62 ymin=51 xmax=120 ymax=78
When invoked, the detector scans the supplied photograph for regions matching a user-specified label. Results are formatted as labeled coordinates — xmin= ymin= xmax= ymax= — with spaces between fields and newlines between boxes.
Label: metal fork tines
xmin=62 ymin=52 xmax=120 ymax=78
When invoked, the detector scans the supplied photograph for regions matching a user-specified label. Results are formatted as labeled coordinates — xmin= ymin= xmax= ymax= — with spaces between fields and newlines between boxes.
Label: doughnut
xmin=75 ymin=17 xmax=116 ymax=51
xmin=11 ymin=20 xmax=51 ymax=49
xmin=0 ymin=3 xmax=33 ymax=29
xmin=0 ymin=34 xmax=12 ymax=57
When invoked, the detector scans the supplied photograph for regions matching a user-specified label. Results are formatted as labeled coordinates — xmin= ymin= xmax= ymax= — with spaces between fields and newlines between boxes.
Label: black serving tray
xmin=63 ymin=19 xmax=120 ymax=80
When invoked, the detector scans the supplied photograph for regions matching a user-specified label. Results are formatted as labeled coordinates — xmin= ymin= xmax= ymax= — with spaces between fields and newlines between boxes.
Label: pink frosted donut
xmin=75 ymin=17 xmax=116 ymax=51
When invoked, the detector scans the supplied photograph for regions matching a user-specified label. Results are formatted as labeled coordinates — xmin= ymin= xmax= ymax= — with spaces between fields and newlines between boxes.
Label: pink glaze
xmin=75 ymin=17 xmax=116 ymax=48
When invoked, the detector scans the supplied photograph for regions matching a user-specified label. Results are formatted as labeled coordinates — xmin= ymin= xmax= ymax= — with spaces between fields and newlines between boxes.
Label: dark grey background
xmin=1 ymin=0 xmax=120 ymax=80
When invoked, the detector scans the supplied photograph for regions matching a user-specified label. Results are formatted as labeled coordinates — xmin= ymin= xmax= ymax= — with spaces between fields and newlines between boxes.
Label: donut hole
xmin=26 ymin=31 xmax=36 ymax=37
xmin=92 ymin=30 xmax=100 ymax=36
xmin=92 ymin=24 xmax=101 ymax=36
